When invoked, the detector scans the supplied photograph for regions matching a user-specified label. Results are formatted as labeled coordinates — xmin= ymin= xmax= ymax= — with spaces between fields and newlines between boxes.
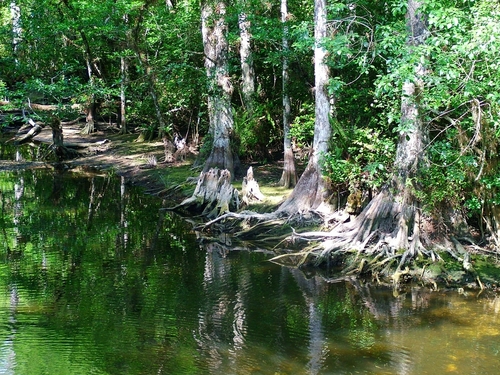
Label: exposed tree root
xmin=264 ymin=187 xmax=487 ymax=288
xmin=183 ymin=165 xmax=489 ymax=289
xmin=168 ymin=168 xmax=240 ymax=219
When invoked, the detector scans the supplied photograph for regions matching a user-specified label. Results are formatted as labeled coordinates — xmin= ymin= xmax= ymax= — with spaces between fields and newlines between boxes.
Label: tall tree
xmin=391 ymin=0 xmax=428 ymax=251
xmin=238 ymin=2 xmax=254 ymax=112
xmin=130 ymin=3 xmax=169 ymax=140
xmin=201 ymin=0 xmax=239 ymax=177
xmin=119 ymin=55 xmax=128 ymax=134
xmin=278 ymin=0 xmax=297 ymax=188
xmin=299 ymin=0 xmax=432 ymax=272
xmin=10 ymin=1 xmax=21 ymax=63
xmin=278 ymin=0 xmax=331 ymax=213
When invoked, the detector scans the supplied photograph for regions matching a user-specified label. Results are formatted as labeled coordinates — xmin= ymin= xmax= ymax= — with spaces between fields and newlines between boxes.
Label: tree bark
xmin=81 ymin=58 xmax=96 ymax=135
xmin=278 ymin=0 xmax=331 ymax=214
xmin=278 ymin=0 xmax=297 ymax=188
xmin=170 ymin=168 xmax=240 ymax=218
xmin=10 ymin=1 xmax=21 ymax=62
xmin=201 ymin=0 xmax=239 ymax=178
xmin=49 ymin=116 xmax=65 ymax=161
xmin=241 ymin=166 xmax=264 ymax=205
xmin=119 ymin=56 xmax=128 ymax=134
xmin=238 ymin=8 xmax=255 ymax=111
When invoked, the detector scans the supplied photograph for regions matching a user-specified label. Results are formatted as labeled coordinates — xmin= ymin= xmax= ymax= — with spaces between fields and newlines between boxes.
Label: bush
xmin=322 ymin=127 xmax=395 ymax=190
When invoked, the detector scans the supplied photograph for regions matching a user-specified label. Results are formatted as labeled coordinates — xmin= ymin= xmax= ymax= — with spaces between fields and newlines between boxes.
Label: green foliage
xmin=0 ymin=79 xmax=5 ymax=97
xmin=0 ymin=0 xmax=499 ymax=236
xmin=198 ymin=131 xmax=213 ymax=163
xmin=0 ymin=0 xmax=204 ymax=137
xmin=322 ymin=127 xmax=395 ymax=189
xmin=417 ymin=139 xmax=471 ymax=211
xmin=234 ymin=99 xmax=282 ymax=161
xmin=290 ymin=102 xmax=315 ymax=147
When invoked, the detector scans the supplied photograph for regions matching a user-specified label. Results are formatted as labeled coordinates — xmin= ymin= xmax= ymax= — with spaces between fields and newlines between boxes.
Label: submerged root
xmin=269 ymin=247 xmax=316 ymax=268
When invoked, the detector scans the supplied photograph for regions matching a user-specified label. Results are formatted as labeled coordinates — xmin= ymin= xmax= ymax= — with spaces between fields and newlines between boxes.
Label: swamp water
xmin=0 ymin=169 xmax=500 ymax=374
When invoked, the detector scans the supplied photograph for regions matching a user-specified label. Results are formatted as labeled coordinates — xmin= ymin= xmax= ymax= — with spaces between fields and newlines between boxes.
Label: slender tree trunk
xmin=82 ymin=58 xmax=96 ymax=134
xmin=49 ymin=116 xmax=64 ymax=161
xmin=149 ymin=72 xmax=168 ymax=138
xmin=132 ymin=54 xmax=167 ymax=140
xmin=10 ymin=1 xmax=21 ymax=64
xmin=238 ymin=9 xmax=255 ymax=111
xmin=130 ymin=6 xmax=167 ymax=140
xmin=79 ymin=28 xmax=103 ymax=135
xmin=278 ymin=0 xmax=331 ymax=213
xmin=119 ymin=56 xmax=128 ymax=134
xmin=201 ymin=0 xmax=239 ymax=178
xmin=278 ymin=0 xmax=297 ymax=188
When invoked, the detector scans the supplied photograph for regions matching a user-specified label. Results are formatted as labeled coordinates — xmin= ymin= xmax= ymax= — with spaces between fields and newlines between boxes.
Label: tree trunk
xmin=81 ymin=59 xmax=96 ymax=135
xmin=310 ymin=0 xmax=431 ymax=269
xmin=10 ymin=1 xmax=21 ymax=62
xmin=171 ymin=168 xmax=240 ymax=218
xmin=119 ymin=56 xmax=128 ymax=134
xmin=201 ymin=0 xmax=239 ymax=178
xmin=389 ymin=0 xmax=428 ymax=252
xmin=238 ymin=9 xmax=255 ymax=111
xmin=278 ymin=0 xmax=331 ymax=213
xmin=130 ymin=5 xmax=167 ymax=140
xmin=278 ymin=0 xmax=297 ymax=188
xmin=49 ymin=116 xmax=65 ymax=161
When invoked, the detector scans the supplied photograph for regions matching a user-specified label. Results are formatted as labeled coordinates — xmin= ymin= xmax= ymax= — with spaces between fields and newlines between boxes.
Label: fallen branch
xmin=13 ymin=122 xmax=42 ymax=144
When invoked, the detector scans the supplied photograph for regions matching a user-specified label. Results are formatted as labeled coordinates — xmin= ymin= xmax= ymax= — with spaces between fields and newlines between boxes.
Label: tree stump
xmin=241 ymin=166 xmax=264 ymax=205
xmin=172 ymin=168 xmax=240 ymax=218
xmin=163 ymin=138 xmax=176 ymax=163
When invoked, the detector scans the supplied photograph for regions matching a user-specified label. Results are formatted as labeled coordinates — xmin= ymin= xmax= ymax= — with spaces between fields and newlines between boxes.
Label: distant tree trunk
xmin=148 ymin=72 xmax=168 ymax=138
xmin=278 ymin=0 xmax=331 ymax=213
xmin=278 ymin=0 xmax=297 ymax=188
xmin=130 ymin=6 xmax=167 ymax=140
xmin=119 ymin=56 xmax=128 ymax=134
xmin=238 ymin=8 xmax=255 ymax=111
xmin=79 ymin=27 xmax=104 ymax=135
xmin=82 ymin=58 xmax=96 ymax=134
xmin=133 ymin=52 xmax=167 ymax=139
xmin=10 ymin=1 xmax=21 ymax=63
xmin=49 ymin=115 xmax=64 ymax=161
xmin=201 ymin=0 xmax=239 ymax=178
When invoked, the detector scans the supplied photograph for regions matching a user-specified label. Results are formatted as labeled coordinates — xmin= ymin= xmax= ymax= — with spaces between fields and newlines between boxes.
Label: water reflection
xmin=0 ymin=169 xmax=500 ymax=374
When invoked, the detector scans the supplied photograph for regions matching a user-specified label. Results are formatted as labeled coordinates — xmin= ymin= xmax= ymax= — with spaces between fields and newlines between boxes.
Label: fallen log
xmin=14 ymin=119 xmax=42 ymax=145
xmin=28 ymin=103 xmax=83 ymax=112
xmin=60 ymin=139 xmax=110 ymax=149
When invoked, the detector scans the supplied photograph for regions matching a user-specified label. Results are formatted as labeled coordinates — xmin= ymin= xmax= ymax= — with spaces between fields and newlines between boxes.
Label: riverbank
xmin=1 ymin=122 xmax=295 ymax=209
xmin=2 ymin=123 xmax=500 ymax=291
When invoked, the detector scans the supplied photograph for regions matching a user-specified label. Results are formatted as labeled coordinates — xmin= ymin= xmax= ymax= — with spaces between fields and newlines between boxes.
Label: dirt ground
xmin=1 ymin=123 xmax=294 ymax=206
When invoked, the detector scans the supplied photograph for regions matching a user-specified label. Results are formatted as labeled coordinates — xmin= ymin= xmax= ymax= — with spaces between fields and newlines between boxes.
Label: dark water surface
xmin=1 ymin=169 xmax=500 ymax=374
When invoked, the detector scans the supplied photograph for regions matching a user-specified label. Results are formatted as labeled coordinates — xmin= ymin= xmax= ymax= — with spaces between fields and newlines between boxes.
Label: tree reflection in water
xmin=1 ymin=169 xmax=500 ymax=374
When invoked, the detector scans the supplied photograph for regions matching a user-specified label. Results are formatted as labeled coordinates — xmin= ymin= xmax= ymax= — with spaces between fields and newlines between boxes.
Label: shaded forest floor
xmin=1 ymin=122 xmax=296 ymax=209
